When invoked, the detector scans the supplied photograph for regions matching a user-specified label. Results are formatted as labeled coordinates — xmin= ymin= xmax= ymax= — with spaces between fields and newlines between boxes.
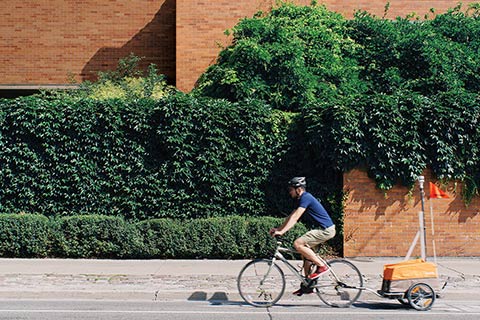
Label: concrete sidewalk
xmin=0 ymin=257 xmax=478 ymax=301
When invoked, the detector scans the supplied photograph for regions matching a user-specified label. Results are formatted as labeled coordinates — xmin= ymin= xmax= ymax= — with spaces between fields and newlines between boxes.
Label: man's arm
xmin=270 ymin=207 xmax=306 ymax=236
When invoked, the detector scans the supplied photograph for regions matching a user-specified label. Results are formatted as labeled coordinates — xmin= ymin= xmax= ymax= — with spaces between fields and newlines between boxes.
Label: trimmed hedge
xmin=0 ymin=214 xmax=335 ymax=259
xmin=52 ymin=215 xmax=144 ymax=259
xmin=0 ymin=214 xmax=51 ymax=258
xmin=137 ymin=215 xmax=313 ymax=259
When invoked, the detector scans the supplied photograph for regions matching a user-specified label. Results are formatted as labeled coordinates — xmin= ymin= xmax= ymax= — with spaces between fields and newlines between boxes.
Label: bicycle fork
xmin=260 ymin=256 xmax=278 ymax=285
xmin=254 ymin=257 xmax=279 ymax=301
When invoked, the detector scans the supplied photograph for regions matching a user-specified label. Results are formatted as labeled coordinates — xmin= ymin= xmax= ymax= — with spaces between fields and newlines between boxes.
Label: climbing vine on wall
xmin=196 ymin=2 xmax=480 ymax=202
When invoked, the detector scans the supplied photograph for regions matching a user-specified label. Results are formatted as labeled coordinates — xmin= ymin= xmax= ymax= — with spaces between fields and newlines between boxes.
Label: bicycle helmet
xmin=288 ymin=177 xmax=306 ymax=188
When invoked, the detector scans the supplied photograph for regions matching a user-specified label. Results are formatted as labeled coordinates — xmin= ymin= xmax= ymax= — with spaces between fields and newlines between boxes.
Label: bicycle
xmin=237 ymin=237 xmax=363 ymax=308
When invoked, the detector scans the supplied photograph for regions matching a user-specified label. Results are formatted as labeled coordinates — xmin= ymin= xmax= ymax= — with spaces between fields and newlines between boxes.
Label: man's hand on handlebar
xmin=269 ymin=227 xmax=283 ymax=238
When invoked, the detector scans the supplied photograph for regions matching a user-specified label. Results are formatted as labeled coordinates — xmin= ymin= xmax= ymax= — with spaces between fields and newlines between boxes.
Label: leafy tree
xmin=195 ymin=3 xmax=365 ymax=111
xmin=195 ymin=2 xmax=480 ymax=201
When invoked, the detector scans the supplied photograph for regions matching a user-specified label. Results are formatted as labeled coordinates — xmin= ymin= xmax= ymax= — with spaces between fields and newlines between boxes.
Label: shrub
xmin=84 ymin=73 xmax=174 ymax=101
xmin=52 ymin=215 xmax=144 ymax=258
xmin=0 ymin=214 xmax=338 ymax=259
xmin=137 ymin=218 xmax=187 ymax=258
xmin=77 ymin=53 xmax=176 ymax=101
xmin=136 ymin=216 xmax=331 ymax=259
xmin=0 ymin=214 xmax=51 ymax=257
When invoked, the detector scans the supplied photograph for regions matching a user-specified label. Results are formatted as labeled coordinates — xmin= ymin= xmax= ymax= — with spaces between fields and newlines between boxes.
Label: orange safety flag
xmin=429 ymin=182 xmax=449 ymax=199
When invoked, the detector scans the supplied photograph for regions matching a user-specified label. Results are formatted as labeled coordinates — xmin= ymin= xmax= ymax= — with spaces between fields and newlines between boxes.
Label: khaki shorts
xmin=299 ymin=225 xmax=336 ymax=252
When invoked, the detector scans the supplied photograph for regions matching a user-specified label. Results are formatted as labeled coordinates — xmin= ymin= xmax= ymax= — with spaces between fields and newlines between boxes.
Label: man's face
xmin=288 ymin=186 xmax=297 ymax=199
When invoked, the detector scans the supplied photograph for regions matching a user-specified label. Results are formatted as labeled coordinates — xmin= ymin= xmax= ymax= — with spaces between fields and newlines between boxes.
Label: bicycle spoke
xmin=407 ymin=283 xmax=435 ymax=311
xmin=237 ymin=259 xmax=285 ymax=307
xmin=315 ymin=259 xmax=363 ymax=308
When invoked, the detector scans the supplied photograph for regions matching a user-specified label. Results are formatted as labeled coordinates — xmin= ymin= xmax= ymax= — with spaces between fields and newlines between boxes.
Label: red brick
xmin=344 ymin=169 xmax=480 ymax=257
xmin=1 ymin=0 xmax=175 ymax=85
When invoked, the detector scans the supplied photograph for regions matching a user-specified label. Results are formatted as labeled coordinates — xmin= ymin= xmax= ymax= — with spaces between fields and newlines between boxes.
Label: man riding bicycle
xmin=269 ymin=177 xmax=336 ymax=296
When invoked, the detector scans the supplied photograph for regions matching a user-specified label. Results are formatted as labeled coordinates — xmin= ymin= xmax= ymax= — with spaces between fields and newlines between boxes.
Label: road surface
xmin=0 ymin=298 xmax=479 ymax=320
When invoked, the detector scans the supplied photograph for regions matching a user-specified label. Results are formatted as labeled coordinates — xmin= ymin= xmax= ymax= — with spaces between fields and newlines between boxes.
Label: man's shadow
xmin=188 ymin=291 xmax=245 ymax=306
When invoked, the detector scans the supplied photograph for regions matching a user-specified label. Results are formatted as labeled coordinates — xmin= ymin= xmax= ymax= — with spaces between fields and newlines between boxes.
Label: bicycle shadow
xmin=352 ymin=300 xmax=410 ymax=310
xmin=207 ymin=300 xmax=334 ymax=308
xmin=188 ymin=291 xmax=410 ymax=310
xmin=206 ymin=299 xmax=411 ymax=310
xmin=187 ymin=291 xmax=327 ymax=308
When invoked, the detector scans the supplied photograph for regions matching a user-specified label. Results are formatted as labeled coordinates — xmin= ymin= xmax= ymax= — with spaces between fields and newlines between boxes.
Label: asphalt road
xmin=0 ymin=299 xmax=479 ymax=320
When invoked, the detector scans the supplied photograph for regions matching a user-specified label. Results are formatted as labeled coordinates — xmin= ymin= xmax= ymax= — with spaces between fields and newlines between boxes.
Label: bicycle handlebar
xmin=273 ymin=235 xmax=285 ymax=245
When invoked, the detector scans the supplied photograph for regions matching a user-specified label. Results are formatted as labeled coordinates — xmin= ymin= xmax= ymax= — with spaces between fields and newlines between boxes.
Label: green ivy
xmin=197 ymin=2 xmax=480 ymax=202
xmin=194 ymin=2 xmax=365 ymax=111
xmin=0 ymin=93 xmax=299 ymax=219
xmin=345 ymin=4 xmax=480 ymax=199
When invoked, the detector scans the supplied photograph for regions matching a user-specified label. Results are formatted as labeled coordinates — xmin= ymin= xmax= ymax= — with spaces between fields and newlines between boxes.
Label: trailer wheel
xmin=406 ymin=283 xmax=435 ymax=311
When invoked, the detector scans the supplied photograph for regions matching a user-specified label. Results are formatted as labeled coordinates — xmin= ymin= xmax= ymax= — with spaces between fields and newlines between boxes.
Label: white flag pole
xmin=419 ymin=210 xmax=426 ymax=261
xmin=418 ymin=176 xmax=427 ymax=261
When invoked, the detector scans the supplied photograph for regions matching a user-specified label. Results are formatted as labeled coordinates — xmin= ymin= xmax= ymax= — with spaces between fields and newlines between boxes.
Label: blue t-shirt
xmin=296 ymin=192 xmax=334 ymax=229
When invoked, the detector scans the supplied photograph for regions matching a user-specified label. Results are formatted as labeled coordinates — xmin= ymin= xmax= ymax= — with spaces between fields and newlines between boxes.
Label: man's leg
xmin=292 ymin=256 xmax=315 ymax=296
xmin=294 ymin=237 xmax=325 ymax=269
xmin=296 ymin=226 xmax=336 ymax=270
xmin=303 ymin=258 xmax=314 ymax=277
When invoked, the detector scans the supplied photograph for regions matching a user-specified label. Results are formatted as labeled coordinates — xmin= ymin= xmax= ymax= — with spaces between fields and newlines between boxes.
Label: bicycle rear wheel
xmin=314 ymin=259 xmax=363 ymax=308
xmin=237 ymin=259 xmax=285 ymax=307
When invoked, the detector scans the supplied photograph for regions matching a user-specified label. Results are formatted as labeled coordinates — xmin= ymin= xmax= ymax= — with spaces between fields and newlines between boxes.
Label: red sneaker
xmin=308 ymin=265 xmax=329 ymax=279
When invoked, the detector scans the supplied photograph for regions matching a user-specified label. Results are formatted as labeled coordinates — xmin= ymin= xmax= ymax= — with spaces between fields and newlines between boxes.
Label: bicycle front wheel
xmin=237 ymin=259 xmax=285 ymax=307
xmin=314 ymin=259 xmax=363 ymax=308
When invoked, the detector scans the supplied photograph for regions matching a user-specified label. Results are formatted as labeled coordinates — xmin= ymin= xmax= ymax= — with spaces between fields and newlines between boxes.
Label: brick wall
xmin=175 ymin=0 xmax=480 ymax=91
xmin=343 ymin=169 xmax=480 ymax=257
xmin=2 ymin=1 xmax=477 ymax=89
xmin=0 ymin=0 xmax=175 ymax=85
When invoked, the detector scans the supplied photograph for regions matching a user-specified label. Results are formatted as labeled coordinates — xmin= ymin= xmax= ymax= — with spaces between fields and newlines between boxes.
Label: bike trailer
xmin=381 ymin=259 xmax=440 ymax=293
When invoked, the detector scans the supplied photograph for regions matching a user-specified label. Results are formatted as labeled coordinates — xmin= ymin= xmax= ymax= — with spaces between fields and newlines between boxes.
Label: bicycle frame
xmin=238 ymin=239 xmax=367 ymax=308
xmin=267 ymin=242 xmax=342 ymax=289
